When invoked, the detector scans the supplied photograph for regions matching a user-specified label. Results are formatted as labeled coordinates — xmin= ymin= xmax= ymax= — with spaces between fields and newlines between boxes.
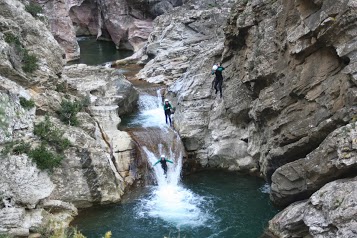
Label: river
xmin=70 ymin=38 xmax=279 ymax=238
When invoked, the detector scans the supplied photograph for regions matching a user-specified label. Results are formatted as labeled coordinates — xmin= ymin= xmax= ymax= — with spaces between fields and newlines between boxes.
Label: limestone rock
xmin=62 ymin=64 xmax=139 ymax=115
xmin=38 ymin=0 xmax=84 ymax=61
xmin=0 ymin=0 xmax=65 ymax=85
xmin=266 ymin=177 xmax=357 ymax=238
xmin=0 ymin=87 xmax=35 ymax=144
xmin=146 ymin=0 xmax=357 ymax=179
xmin=136 ymin=0 xmax=255 ymax=172
xmin=270 ymin=122 xmax=357 ymax=206
xmin=0 ymin=155 xmax=54 ymax=208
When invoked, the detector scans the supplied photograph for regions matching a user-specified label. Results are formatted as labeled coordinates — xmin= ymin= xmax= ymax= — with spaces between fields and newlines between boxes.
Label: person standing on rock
xmin=153 ymin=155 xmax=174 ymax=176
xmin=163 ymin=99 xmax=173 ymax=126
xmin=212 ymin=63 xmax=225 ymax=98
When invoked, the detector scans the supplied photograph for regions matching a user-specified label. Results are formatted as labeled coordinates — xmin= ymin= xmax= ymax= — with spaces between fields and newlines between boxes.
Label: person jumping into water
xmin=153 ymin=155 xmax=174 ymax=175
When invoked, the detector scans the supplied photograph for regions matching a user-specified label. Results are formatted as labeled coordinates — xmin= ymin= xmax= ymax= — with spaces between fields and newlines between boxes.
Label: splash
xmin=137 ymin=146 xmax=212 ymax=228
xmin=132 ymin=89 xmax=213 ymax=228
xmin=128 ymin=90 xmax=169 ymax=129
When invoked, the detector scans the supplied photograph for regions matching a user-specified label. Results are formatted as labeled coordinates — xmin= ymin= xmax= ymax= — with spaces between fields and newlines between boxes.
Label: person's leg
xmin=168 ymin=111 xmax=172 ymax=125
xmin=214 ymin=79 xmax=219 ymax=94
xmin=165 ymin=110 xmax=169 ymax=124
xmin=162 ymin=164 xmax=167 ymax=175
xmin=218 ymin=80 xmax=223 ymax=97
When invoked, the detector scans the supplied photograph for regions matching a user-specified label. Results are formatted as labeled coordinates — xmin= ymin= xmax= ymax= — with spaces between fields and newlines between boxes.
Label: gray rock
xmin=0 ymin=0 xmax=65 ymax=85
xmin=63 ymin=64 xmax=139 ymax=115
xmin=39 ymin=0 xmax=83 ymax=61
xmin=271 ymin=122 xmax=357 ymax=206
xmin=142 ymin=0 xmax=357 ymax=180
xmin=0 ymin=155 xmax=54 ymax=208
xmin=267 ymin=177 xmax=357 ymax=238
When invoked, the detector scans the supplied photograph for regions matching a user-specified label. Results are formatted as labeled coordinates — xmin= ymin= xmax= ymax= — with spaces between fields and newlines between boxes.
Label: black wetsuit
xmin=164 ymin=102 xmax=172 ymax=125
xmin=154 ymin=158 xmax=174 ymax=175
xmin=213 ymin=66 xmax=225 ymax=98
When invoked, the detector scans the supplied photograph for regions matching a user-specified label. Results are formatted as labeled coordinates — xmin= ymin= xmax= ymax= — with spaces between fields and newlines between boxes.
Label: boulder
xmin=62 ymin=64 xmax=139 ymax=115
xmin=266 ymin=177 xmax=357 ymax=238
xmin=270 ymin=122 xmax=357 ymax=206
xmin=0 ymin=155 xmax=54 ymax=208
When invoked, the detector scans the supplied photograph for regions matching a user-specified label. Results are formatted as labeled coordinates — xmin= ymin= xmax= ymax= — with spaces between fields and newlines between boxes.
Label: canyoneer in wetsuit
xmin=153 ymin=155 xmax=174 ymax=176
xmin=212 ymin=63 xmax=225 ymax=98
xmin=163 ymin=99 xmax=173 ymax=126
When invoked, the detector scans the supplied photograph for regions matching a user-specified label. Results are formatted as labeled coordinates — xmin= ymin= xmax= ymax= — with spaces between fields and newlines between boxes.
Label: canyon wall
xmin=136 ymin=0 xmax=357 ymax=236
xmin=0 ymin=0 xmax=142 ymax=236
xmin=34 ymin=0 xmax=183 ymax=61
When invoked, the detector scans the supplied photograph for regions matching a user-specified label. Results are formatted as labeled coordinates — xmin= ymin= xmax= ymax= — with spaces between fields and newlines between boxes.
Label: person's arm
xmin=166 ymin=159 xmax=174 ymax=164
xmin=169 ymin=103 xmax=173 ymax=109
xmin=153 ymin=159 xmax=161 ymax=166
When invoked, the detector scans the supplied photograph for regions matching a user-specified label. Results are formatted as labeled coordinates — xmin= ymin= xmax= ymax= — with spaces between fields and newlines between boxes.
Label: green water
xmin=68 ymin=37 xmax=133 ymax=65
xmin=71 ymin=171 xmax=278 ymax=238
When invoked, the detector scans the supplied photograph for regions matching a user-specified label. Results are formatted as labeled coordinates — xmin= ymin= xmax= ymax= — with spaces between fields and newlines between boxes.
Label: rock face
xmin=140 ymin=0 xmax=357 ymax=179
xmin=38 ymin=0 xmax=84 ymax=61
xmin=137 ymin=0 xmax=357 ymax=235
xmin=270 ymin=122 xmax=357 ymax=206
xmin=0 ymin=0 xmax=141 ymax=235
xmin=266 ymin=177 xmax=357 ymax=238
xmin=136 ymin=0 xmax=256 ymax=173
xmin=35 ymin=0 xmax=184 ymax=61
xmin=0 ymin=0 xmax=65 ymax=85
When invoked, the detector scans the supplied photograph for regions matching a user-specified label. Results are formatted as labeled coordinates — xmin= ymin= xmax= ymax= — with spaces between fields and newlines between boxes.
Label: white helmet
xmin=161 ymin=155 xmax=165 ymax=158
xmin=212 ymin=65 xmax=218 ymax=71
xmin=164 ymin=99 xmax=169 ymax=102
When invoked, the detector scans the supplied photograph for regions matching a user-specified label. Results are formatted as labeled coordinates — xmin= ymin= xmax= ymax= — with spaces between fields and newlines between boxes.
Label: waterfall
xmin=128 ymin=89 xmax=213 ymax=228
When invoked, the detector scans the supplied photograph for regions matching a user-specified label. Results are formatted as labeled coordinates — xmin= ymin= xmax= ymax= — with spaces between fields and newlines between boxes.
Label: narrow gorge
xmin=0 ymin=0 xmax=356 ymax=237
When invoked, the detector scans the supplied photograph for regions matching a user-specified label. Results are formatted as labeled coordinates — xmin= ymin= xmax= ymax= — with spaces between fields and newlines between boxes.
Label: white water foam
xmin=137 ymin=146 xmax=212 ymax=228
xmin=134 ymin=90 xmax=213 ymax=228
xmin=259 ymin=183 xmax=271 ymax=194
xmin=129 ymin=90 xmax=171 ymax=129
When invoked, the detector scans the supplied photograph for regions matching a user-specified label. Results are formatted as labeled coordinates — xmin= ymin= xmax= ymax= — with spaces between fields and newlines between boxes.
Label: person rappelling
xmin=153 ymin=155 xmax=174 ymax=176
xmin=163 ymin=99 xmax=173 ymax=126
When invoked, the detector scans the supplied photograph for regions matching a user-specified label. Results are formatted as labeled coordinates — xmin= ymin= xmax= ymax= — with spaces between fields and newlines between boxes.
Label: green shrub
xmin=34 ymin=116 xmax=70 ymax=153
xmin=25 ymin=2 xmax=43 ymax=17
xmin=81 ymin=95 xmax=91 ymax=108
xmin=4 ymin=32 xmax=21 ymax=46
xmin=1 ymin=141 xmax=16 ymax=155
xmin=55 ymin=82 xmax=68 ymax=93
xmin=19 ymin=97 xmax=35 ymax=109
xmin=12 ymin=141 xmax=31 ymax=155
xmin=0 ymin=234 xmax=13 ymax=238
xmin=28 ymin=143 xmax=63 ymax=170
xmin=1 ymin=140 xmax=31 ymax=155
xmin=22 ymin=49 xmax=39 ymax=73
xmin=58 ymin=99 xmax=83 ymax=126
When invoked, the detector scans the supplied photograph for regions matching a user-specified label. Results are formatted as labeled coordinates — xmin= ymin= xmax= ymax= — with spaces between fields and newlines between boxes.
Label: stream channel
xmin=70 ymin=38 xmax=279 ymax=238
